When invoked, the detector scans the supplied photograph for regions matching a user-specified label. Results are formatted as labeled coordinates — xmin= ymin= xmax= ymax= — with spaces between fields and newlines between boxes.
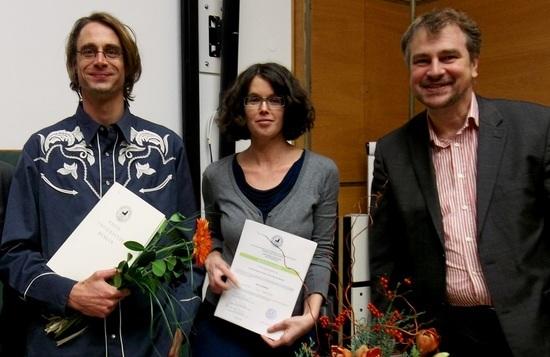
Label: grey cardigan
xmin=202 ymin=150 xmax=339 ymax=313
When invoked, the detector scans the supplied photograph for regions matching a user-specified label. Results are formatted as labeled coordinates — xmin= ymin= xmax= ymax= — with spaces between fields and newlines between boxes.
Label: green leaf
xmin=165 ymin=256 xmax=177 ymax=271
xmin=173 ymin=225 xmax=192 ymax=233
xmin=152 ymin=259 xmax=166 ymax=277
xmin=157 ymin=219 xmax=169 ymax=233
xmin=112 ymin=273 xmax=122 ymax=288
xmin=124 ymin=241 xmax=145 ymax=251
xmin=144 ymin=276 xmax=159 ymax=293
xmin=168 ymin=213 xmax=185 ymax=223
xmin=116 ymin=260 xmax=127 ymax=272
xmin=134 ymin=250 xmax=156 ymax=266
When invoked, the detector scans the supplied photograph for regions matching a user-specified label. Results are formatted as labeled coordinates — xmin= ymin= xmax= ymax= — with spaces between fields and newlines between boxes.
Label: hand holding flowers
xmin=45 ymin=214 xmax=212 ymax=348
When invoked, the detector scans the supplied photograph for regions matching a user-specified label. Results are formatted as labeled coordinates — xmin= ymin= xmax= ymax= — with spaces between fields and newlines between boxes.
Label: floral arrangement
xmin=44 ymin=214 xmax=212 ymax=348
xmin=295 ymin=276 xmax=448 ymax=357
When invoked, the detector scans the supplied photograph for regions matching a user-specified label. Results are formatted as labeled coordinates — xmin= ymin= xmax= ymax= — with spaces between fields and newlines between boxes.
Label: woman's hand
xmin=261 ymin=293 xmax=323 ymax=348
xmin=261 ymin=313 xmax=315 ymax=348
xmin=204 ymin=250 xmax=239 ymax=294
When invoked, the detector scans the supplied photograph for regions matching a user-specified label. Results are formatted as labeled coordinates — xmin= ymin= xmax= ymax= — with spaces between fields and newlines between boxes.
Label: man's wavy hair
xmin=401 ymin=8 xmax=482 ymax=64
xmin=66 ymin=12 xmax=142 ymax=101
xmin=217 ymin=62 xmax=315 ymax=141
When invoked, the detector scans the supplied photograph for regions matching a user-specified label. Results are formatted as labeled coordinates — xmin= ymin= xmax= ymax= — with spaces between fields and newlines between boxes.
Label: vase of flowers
xmin=295 ymin=276 xmax=449 ymax=357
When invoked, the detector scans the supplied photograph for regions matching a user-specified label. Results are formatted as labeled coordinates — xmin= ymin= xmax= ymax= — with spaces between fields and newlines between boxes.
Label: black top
xmin=233 ymin=151 xmax=305 ymax=221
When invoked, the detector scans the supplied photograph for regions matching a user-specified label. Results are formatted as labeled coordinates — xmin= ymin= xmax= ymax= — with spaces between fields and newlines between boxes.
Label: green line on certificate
xmin=239 ymin=252 xmax=299 ymax=277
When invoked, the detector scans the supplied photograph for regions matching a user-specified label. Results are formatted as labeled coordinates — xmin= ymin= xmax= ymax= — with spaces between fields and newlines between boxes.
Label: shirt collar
xmin=467 ymin=94 xmax=480 ymax=128
xmin=428 ymin=93 xmax=479 ymax=146
xmin=75 ymin=102 xmax=135 ymax=144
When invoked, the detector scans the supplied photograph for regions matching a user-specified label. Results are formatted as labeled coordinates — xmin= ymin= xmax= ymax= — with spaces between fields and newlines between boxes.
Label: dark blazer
xmin=369 ymin=96 xmax=550 ymax=356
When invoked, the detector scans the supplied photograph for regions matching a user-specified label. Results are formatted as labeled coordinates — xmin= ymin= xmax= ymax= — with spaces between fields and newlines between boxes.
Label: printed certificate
xmin=47 ymin=182 xmax=165 ymax=281
xmin=214 ymin=219 xmax=317 ymax=340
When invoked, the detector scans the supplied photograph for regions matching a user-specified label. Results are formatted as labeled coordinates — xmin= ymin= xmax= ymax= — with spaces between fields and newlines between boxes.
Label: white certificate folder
xmin=214 ymin=219 xmax=317 ymax=339
xmin=47 ymin=182 xmax=165 ymax=281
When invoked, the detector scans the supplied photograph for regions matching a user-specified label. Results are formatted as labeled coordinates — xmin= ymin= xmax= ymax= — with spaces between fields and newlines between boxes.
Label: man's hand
xmin=67 ymin=268 xmax=130 ymax=318
xmin=204 ymin=250 xmax=238 ymax=294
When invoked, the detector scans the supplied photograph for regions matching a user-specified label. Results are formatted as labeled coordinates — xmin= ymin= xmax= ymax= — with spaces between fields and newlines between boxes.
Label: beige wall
xmin=418 ymin=0 xmax=550 ymax=105
xmin=296 ymin=0 xmax=409 ymax=215
xmin=296 ymin=0 xmax=550 ymax=216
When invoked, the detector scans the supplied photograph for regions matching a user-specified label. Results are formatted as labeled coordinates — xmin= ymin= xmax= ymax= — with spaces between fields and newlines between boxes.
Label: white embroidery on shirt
xmin=135 ymin=162 xmax=156 ymax=178
xmin=40 ymin=173 xmax=78 ymax=195
xmin=57 ymin=162 xmax=78 ymax=179
xmin=139 ymin=174 xmax=173 ymax=193
xmin=34 ymin=125 xmax=176 ymax=196
xmin=39 ymin=126 xmax=84 ymax=153
xmin=35 ymin=126 xmax=97 ymax=197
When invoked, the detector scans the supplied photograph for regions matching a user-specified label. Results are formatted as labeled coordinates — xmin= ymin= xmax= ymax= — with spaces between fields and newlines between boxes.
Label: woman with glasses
xmin=191 ymin=62 xmax=339 ymax=356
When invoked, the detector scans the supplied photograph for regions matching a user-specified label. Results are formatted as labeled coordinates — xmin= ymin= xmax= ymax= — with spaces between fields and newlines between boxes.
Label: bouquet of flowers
xmin=44 ymin=213 xmax=212 ymax=347
xmin=295 ymin=277 xmax=449 ymax=357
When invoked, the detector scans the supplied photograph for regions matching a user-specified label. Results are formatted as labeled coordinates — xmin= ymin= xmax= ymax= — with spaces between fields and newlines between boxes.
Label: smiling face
xmin=409 ymin=24 xmax=478 ymax=113
xmin=74 ymin=22 xmax=125 ymax=102
xmin=244 ymin=76 xmax=285 ymax=142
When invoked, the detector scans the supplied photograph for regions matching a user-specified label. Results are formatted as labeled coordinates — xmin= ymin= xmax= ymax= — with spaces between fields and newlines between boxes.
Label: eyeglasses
xmin=244 ymin=95 xmax=285 ymax=109
xmin=77 ymin=46 xmax=122 ymax=60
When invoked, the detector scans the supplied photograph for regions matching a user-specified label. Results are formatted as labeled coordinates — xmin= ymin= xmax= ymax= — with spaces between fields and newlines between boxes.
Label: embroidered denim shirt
xmin=0 ymin=104 xmax=201 ymax=356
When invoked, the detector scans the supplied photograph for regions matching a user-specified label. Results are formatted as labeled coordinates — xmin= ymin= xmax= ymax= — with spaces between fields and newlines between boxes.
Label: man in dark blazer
xmin=370 ymin=8 xmax=550 ymax=357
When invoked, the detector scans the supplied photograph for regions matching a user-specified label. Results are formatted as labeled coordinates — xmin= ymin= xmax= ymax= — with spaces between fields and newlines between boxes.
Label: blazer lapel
xmin=406 ymin=114 xmax=445 ymax=245
xmin=476 ymin=96 xmax=507 ymax=235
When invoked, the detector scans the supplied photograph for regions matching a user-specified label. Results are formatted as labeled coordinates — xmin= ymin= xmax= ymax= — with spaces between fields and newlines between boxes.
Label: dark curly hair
xmin=66 ymin=12 xmax=142 ymax=101
xmin=217 ymin=62 xmax=315 ymax=141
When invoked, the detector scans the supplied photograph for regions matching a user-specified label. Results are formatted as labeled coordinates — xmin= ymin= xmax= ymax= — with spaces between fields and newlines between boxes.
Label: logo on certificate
xmin=265 ymin=308 xmax=278 ymax=320
xmin=116 ymin=206 xmax=132 ymax=222
xmin=269 ymin=234 xmax=283 ymax=248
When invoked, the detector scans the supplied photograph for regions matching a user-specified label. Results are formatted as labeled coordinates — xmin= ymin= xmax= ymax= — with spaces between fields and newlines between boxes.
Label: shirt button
xmin=461 ymin=205 xmax=468 ymax=210
xmin=454 ymin=143 xmax=460 ymax=147
xmin=105 ymin=152 xmax=110 ymax=157
xmin=110 ymin=334 xmax=116 ymax=340
xmin=465 ymin=237 xmax=473 ymax=242
xmin=106 ymin=180 xmax=111 ymax=186
xmin=457 ymin=173 xmax=464 ymax=179
xmin=100 ymin=127 xmax=105 ymax=132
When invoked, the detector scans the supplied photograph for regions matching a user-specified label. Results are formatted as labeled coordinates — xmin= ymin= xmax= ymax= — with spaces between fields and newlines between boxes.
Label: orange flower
xmin=416 ymin=328 xmax=440 ymax=356
xmin=354 ymin=345 xmax=381 ymax=357
xmin=331 ymin=345 xmax=352 ymax=357
xmin=354 ymin=345 xmax=368 ymax=357
xmin=192 ymin=218 xmax=212 ymax=267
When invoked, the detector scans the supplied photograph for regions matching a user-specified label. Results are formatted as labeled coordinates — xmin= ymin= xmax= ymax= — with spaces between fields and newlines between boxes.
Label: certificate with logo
xmin=214 ymin=219 xmax=317 ymax=340
xmin=47 ymin=182 xmax=165 ymax=281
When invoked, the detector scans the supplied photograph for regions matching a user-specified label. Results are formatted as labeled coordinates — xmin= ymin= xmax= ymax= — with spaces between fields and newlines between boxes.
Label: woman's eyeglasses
xmin=244 ymin=95 xmax=285 ymax=109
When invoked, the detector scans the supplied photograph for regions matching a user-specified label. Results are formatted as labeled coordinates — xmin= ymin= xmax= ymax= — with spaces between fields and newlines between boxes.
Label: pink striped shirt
xmin=428 ymin=95 xmax=492 ymax=306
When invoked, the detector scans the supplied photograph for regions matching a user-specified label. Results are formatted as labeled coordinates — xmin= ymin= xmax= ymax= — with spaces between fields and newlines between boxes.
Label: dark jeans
xmin=440 ymin=305 xmax=514 ymax=357
xmin=190 ymin=302 xmax=312 ymax=357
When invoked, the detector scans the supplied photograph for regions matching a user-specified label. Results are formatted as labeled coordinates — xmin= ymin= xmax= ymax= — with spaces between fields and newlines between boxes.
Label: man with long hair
xmin=0 ymin=13 xmax=201 ymax=356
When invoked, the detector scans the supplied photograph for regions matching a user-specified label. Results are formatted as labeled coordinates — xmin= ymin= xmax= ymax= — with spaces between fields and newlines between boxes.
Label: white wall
xmin=1 ymin=0 xmax=292 ymax=174
xmin=0 ymin=0 xmax=181 ymax=149
xmin=198 ymin=0 xmax=292 ymax=173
